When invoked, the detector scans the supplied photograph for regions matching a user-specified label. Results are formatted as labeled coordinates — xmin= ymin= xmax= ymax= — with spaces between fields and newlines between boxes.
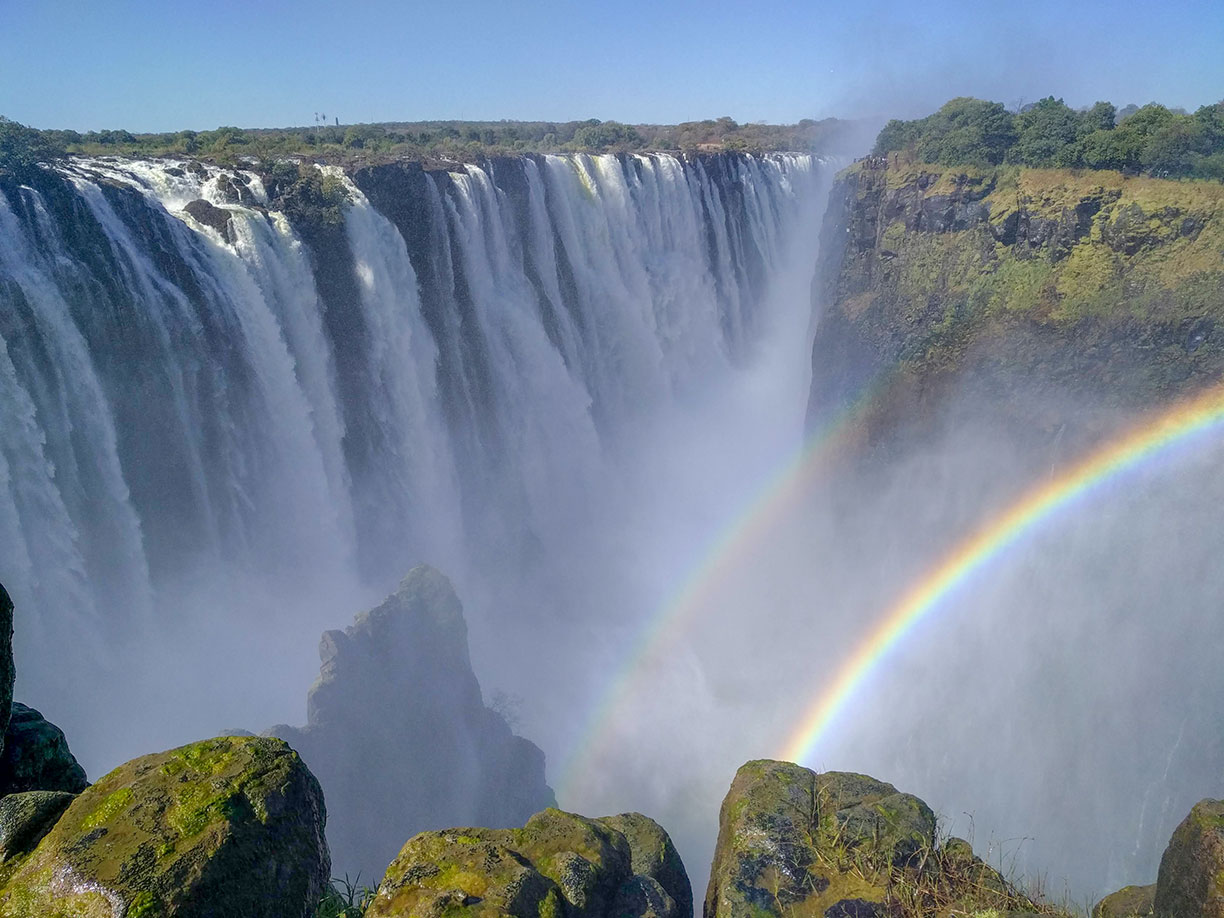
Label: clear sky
xmin=3 ymin=0 xmax=1222 ymax=133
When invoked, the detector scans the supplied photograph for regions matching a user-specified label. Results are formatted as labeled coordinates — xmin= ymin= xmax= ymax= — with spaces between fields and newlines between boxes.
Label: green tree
xmin=0 ymin=116 xmax=64 ymax=178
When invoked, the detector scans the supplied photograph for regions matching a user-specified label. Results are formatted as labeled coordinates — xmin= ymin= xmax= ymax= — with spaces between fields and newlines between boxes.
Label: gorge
xmin=3 ymin=127 xmax=1224 ymax=910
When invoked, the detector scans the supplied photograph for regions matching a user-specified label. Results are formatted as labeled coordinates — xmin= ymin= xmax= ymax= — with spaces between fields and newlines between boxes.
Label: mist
xmin=3 ymin=130 xmax=1222 ymax=913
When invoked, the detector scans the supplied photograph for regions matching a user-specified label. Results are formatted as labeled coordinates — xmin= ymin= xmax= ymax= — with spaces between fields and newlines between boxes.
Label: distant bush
xmin=875 ymin=97 xmax=1224 ymax=180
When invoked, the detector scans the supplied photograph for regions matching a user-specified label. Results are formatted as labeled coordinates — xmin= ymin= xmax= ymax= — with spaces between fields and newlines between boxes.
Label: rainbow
xmin=557 ymin=370 xmax=899 ymax=799
xmin=780 ymin=384 xmax=1224 ymax=766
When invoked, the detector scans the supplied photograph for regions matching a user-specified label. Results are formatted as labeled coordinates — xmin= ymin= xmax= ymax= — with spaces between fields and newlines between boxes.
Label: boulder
xmin=0 ymin=791 xmax=74 ymax=862
xmin=369 ymin=807 xmax=688 ymax=918
xmin=0 ymin=735 xmax=329 ymax=918
xmin=704 ymin=760 xmax=937 ymax=918
xmin=183 ymin=198 xmax=234 ymax=243
xmin=1094 ymin=883 xmax=1155 ymax=917
xmin=0 ymin=703 xmax=88 ymax=794
xmin=0 ymin=584 xmax=14 ymax=756
xmin=1154 ymin=798 xmax=1224 ymax=918
xmin=596 ymin=813 xmax=692 ymax=918
xmin=267 ymin=565 xmax=556 ymax=883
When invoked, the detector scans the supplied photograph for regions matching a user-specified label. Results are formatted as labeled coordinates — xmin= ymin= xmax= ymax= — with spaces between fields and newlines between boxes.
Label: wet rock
xmin=0 ymin=702 xmax=88 ymax=794
xmin=267 ymin=565 xmax=555 ymax=884
xmin=0 ymin=735 xmax=329 ymax=917
xmin=1154 ymin=798 xmax=1224 ymax=918
xmin=183 ymin=197 xmax=234 ymax=242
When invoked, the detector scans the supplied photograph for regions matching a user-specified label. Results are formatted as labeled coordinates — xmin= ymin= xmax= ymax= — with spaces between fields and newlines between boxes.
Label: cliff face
xmin=809 ymin=159 xmax=1224 ymax=456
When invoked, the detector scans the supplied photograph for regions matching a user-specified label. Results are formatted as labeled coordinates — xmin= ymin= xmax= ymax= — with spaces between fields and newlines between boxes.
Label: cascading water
xmin=0 ymin=151 xmax=830 ymax=783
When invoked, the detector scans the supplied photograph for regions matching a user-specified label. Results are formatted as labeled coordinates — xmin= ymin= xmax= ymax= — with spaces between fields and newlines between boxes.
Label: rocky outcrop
xmin=0 ymin=735 xmax=329 ymax=917
xmin=267 ymin=565 xmax=556 ymax=883
xmin=368 ymin=807 xmax=688 ymax=918
xmin=809 ymin=160 xmax=1224 ymax=458
xmin=182 ymin=198 xmax=234 ymax=242
xmin=1094 ymin=883 xmax=1155 ymax=917
xmin=0 ymin=584 xmax=14 ymax=759
xmin=0 ymin=703 xmax=88 ymax=795
xmin=704 ymin=760 xmax=934 ymax=918
xmin=1153 ymin=798 xmax=1224 ymax=917
xmin=704 ymin=760 xmax=1048 ymax=918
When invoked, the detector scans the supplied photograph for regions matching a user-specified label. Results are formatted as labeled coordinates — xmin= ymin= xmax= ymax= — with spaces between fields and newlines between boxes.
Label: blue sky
xmin=3 ymin=0 xmax=1222 ymax=132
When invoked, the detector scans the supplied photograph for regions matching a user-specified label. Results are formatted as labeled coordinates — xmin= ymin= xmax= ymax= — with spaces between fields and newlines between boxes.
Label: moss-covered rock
xmin=1154 ymin=798 xmax=1224 ymax=917
xmin=809 ymin=161 xmax=1224 ymax=460
xmin=0 ymin=735 xmax=329 ymax=918
xmin=703 ymin=761 xmax=1064 ymax=918
xmin=0 ymin=791 xmax=74 ymax=863
xmin=0 ymin=703 xmax=88 ymax=794
xmin=596 ymin=813 xmax=692 ymax=918
xmin=1093 ymin=883 xmax=1155 ymax=917
xmin=370 ymin=807 xmax=686 ymax=918
xmin=704 ymin=760 xmax=924 ymax=918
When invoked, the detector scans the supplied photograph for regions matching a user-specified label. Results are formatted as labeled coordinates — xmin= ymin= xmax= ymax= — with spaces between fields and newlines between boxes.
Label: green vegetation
xmin=0 ymin=114 xmax=864 ymax=171
xmin=875 ymin=96 xmax=1224 ymax=180
xmin=316 ymin=876 xmax=376 ymax=918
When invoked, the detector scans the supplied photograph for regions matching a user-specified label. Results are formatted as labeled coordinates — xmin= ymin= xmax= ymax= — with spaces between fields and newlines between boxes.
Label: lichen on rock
xmin=369 ymin=807 xmax=688 ymax=918
xmin=0 ymin=735 xmax=329 ymax=918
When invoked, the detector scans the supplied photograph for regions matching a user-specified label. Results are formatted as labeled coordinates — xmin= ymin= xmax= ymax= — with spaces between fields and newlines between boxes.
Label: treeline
xmin=873 ymin=97 xmax=1224 ymax=180
xmin=0 ymin=114 xmax=863 ymax=176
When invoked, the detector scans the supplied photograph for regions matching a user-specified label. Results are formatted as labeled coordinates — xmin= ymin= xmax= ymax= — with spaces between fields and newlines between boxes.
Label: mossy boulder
xmin=0 ymin=584 xmax=14 ymax=758
xmin=0 ymin=791 xmax=74 ymax=862
xmin=596 ymin=813 xmax=692 ymax=918
xmin=1093 ymin=883 xmax=1155 ymax=917
xmin=0 ymin=703 xmax=88 ymax=794
xmin=704 ymin=760 xmax=936 ymax=918
xmin=0 ymin=735 xmax=329 ymax=917
xmin=1154 ymin=798 xmax=1224 ymax=917
xmin=370 ymin=807 xmax=688 ymax=918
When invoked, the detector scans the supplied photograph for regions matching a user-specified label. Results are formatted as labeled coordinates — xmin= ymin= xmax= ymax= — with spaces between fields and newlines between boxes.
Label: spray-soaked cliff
xmin=805 ymin=157 xmax=1224 ymax=898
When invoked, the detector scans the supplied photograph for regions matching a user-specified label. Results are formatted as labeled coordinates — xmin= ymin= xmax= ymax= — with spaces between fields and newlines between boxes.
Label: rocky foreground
xmin=0 ymin=577 xmax=1220 ymax=916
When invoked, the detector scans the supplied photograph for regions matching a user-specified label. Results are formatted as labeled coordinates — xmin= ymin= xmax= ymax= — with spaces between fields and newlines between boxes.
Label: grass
xmin=316 ymin=875 xmax=376 ymax=918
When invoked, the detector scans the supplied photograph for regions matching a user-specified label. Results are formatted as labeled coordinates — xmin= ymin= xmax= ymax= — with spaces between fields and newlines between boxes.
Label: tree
xmin=0 ymin=116 xmax=64 ymax=178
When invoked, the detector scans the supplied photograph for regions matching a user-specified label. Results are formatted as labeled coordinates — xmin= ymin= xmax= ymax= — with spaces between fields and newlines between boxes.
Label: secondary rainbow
xmin=781 ymin=384 xmax=1224 ymax=766
xmin=557 ymin=371 xmax=899 ymax=799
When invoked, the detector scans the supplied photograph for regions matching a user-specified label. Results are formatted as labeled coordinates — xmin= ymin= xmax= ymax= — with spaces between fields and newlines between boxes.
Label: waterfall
xmin=0 ymin=150 xmax=828 ymax=772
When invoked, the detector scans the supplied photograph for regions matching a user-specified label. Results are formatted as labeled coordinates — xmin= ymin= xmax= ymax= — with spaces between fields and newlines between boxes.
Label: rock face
xmin=267 ymin=565 xmax=556 ymax=883
xmin=1153 ymin=798 xmax=1224 ymax=918
xmin=704 ymin=760 xmax=935 ymax=918
xmin=1094 ymin=883 xmax=1155 ymax=917
xmin=810 ymin=161 xmax=1224 ymax=459
xmin=0 ymin=583 xmax=14 ymax=757
xmin=0 ymin=703 xmax=88 ymax=795
xmin=0 ymin=735 xmax=329 ymax=918
xmin=368 ymin=807 xmax=689 ymax=918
